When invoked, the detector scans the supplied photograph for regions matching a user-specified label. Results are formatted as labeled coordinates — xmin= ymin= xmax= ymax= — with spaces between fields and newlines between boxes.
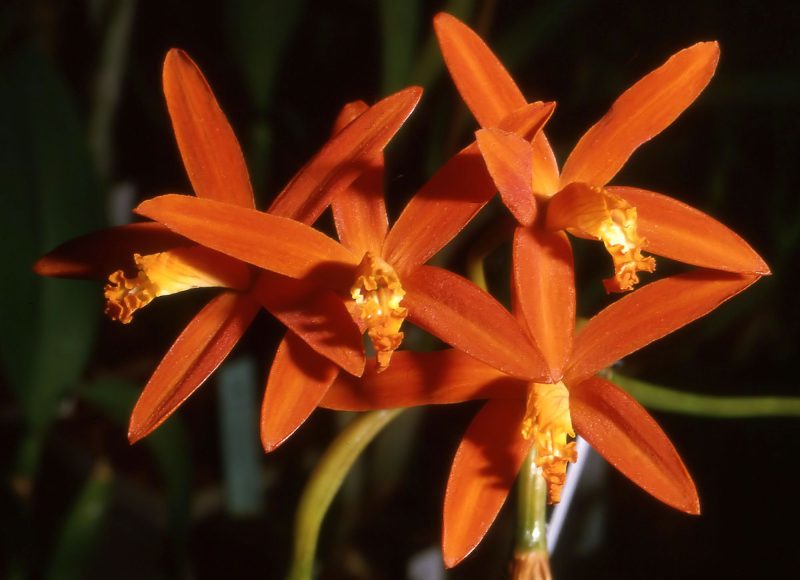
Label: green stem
xmin=513 ymin=448 xmax=551 ymax=579
xmin=287 ymin=409 xmax=402 ymax=580
xmin=466 ymin=217 xmax=514 ymax=291
xmin=612 ymin=373 xmax=800 ymax=418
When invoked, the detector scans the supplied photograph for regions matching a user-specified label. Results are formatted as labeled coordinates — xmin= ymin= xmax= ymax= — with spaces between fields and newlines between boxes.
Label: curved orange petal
xmin=128 ymin=291 xmax=259 ymax=443
xmin=570 ymin=375 xmax=699 ymax=514
xmin=267 ymin=86 xmax=422 ymax=225
xmin=385 ymin=101 xmax=554 ymax=272
xmin=512 ymin=227 xmax=575 ymax=380
xmin=609 ymin=186 xmax=770 ymax=275
xmin=34 ymin=223 xmax=189 ymax=279
xmin=331 ymin=100 xmax=370 ymax=134
xmin=566 ymin=271 xmax=760 ymax=385
xmin=560 ymin=42 xmax=720 ymax=187
xmin=251 ymin=272 xmax=365 ymax=377
xmin=443 ymin=399 xmax=532 ymax=567
xmin=163 ymin=49 xmax=254 ymax=208
xmin=404 ymin=266 xmax=549 ymax=381
xmin=261 ymin=331 xmax=341 ymax=451
xmin=475 ymin=128 xmax=536 ymax=225
xmin=320 ymin=349 xmax=523 ymax=411
xmin=135 ymin=195 xmax=360 ymax=292
xmin=332 ymin=156 xmax=388 ymax=256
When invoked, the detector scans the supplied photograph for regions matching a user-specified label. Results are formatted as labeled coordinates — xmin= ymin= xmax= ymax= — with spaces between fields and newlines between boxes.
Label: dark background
xmin=1 ymin=0 xmax=798 ymax=578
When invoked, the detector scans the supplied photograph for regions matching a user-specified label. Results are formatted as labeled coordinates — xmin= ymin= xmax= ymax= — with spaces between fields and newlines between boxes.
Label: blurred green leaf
xmin=0 ymin=46 xmax=103 ymax=473
xmin=46 ymin=463 xmax=114 ymax=580
xmin=379 ymin=0 xmax=419 ymax=93
xmin=80 ymin=378 xmax=192 ymax=552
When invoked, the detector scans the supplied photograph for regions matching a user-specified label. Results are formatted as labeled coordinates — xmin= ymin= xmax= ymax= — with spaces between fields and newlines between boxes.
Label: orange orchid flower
xmin=321 ymin=249 xmax=761 ymax=567
xmin=435 ymin=13 xmax=770 ymax=292
xmin=132 ymin=98 xmax=562 ymax=450
xmin=35 ymin=49 xmax=421 ymax=443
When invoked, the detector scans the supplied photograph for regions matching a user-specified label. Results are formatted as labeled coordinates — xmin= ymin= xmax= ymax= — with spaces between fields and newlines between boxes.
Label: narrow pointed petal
xmin=571 ymin=375 xmax=699 ymax=514
xmin=128 ymin=291 xmax=259 ymax=443
xmin=331 ymin=100 xmax=369 ymax=134
xmin=433 ymin=12 xmax=526 ymax=127
xmin=261 ymin=332 xmax=340 ymax=451
xmin=332 ymin=156 xmax=388 ymax=256
xmin=512 ymin=227 xmax=575 ymax=380
xmin=609 ymin=186 xmax=770 ymax=274
xmin=267 ymin=87 xmax=422 ymax=225
xmin=404 ymin=266 xmax=549 ymax=381
xmin=320 ymin=349 xmax=523 ymax=411
xmin=560 ymin=42 xmax=720 ymax=187
xmin=136 ymin=195 xmax=359 ymax=291
xmin=251 ymin=272 xmax=365 ymax=377
xmin=385 ymin=101 xmax=554 ymax=272
xmin=443 ymin=399 xmax=533 ymax=567
xmin=34 ymin=223 xmax=188 ymax=279
xmin=163 ymin=49 xmax=254 ymax=208
xmin=566 ymin=271 xmax=760 ymax=385
xmin=475 ymin=128 xmax=536 ymax=225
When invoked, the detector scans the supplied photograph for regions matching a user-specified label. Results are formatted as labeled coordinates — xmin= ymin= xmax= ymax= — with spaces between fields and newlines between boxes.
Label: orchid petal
xmin=609 ymin=186 xmax=770 ymax=275
xmin=512 ymin=227 xmax=575 ymax=380
xmin=566 ymin=271 xmax=760 ymax=385
xmin=251 ymin=272 xmax=365 ymax=377
xmin=560 ymin=42 xmax=720 ymax=187
xmin=128 ymin=291 xmax=259 ymax=443
xmin=136 ymin=195 xmax=359 ymax=292
xmin=404 ymin=266 xmax=549 ymax=381
xmin=443 ymin=399 xmax=532 ymax=567
xmin=331 ymin=100 xmax=370 ymax=134
xmin=267 ymin=87 xmax=422 ymax=225
xmin=33 ymin=223 xmax=189 ymax=279
xmin=385 ymin=101 xmax=554 ymax=272
xmin=475 ymin=128 xmax=536 ymax=225
xmin=320 ymin=349 xmax=522 ymax=411
xmin=163 ymin=49 xmax=254 ymax=208
xmin=332 ymin=156 xmax=388 ymax=256
xmin=571 ymin=375 xmax=699 ymax=514
xmin=261 ymin=332 xmax=340 ymax=451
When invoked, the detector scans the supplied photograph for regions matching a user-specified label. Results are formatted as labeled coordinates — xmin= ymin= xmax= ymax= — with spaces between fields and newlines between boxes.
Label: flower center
xmin=350 ymin=252 xmax=407 ymax=372
xmin=105 ymin=246 xmax=251 ymax=324
xmin=521 ymin=381 xmax=577 ymax=503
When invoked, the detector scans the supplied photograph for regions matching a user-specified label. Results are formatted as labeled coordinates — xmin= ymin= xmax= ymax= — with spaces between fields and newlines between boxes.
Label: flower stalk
xmin=513 ymin=447 xmax=552 ymax=579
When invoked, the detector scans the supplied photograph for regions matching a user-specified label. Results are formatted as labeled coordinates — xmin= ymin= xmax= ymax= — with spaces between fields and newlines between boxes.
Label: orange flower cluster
xmin=36 ymin=13 xmax=769 ymax=568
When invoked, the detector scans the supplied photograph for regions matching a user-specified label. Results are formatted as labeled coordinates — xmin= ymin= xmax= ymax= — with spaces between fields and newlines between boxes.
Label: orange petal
xmin=443 ymin=399 xmax=533 ymax=567
xmin=609 ymin=186 xmax=770 ymax=275
xmin=261 ymin=332 xmax=341 ymax=451
xmin=163 ymin=49 xmax=254 ymax=208
xmin=385 ymin=101 xmax=555 ymax=272
xmin=135 ymin=195 xmax=360 ymax=292
xmin=34 ymin=223 xmax=189 ymax=279
xmin=128 ymin=291 xmax=259 ymax=443
xmin=251 ymin=272 xmax=365 ymax=377
xmin=566 ymin=271 xmax=760 ymax=385
xmin=570 ymin=375 xmax=699 ymax=514
xmin=404 ymin=266 xmax=549 ymax=381
xmin=475 ymin=128 xmax=536 ymax=225
xmin=320 ymin=349 xmax=523 ymax=411
xmin=332 ymin=155 xmax=388 ymax=256
xmin=331 ymin=100 xmax=370 ymax=134
xmin=560 ymin=42 xmax=720 ymax=187
xmin=267 ymin=87 xmax=422 ymax=225
xmin=512 ymin=227 xmax=575 ymax=380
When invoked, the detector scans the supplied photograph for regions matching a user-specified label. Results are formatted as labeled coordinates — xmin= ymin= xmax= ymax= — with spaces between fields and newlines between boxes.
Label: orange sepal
xmin=267 ymin=86 xmax=422 ymax=225
xmin=331 ymin=100 xmax=370 ymax=134
xmin=135 ymin=195 xmax=360 ymax=292
xmin=251 ymin=272 xmax=365 ymax=377
xmin=128 ymin=291 xmax=259 ymax=443
xmin=163 ymin=49 xmax=254 ymax=208
xmin=332 ymin=156 xmax=388 ymax=256
xmin=34 ymin=223 xmax=189 ymax=279
xmin=475 ymin=128 xmax=536 ymax=225
xmin=404 ymin=266 xmax=550 ymax=382
xmin=571 ymin=375 xmax=700 ymax=514
xmin=384 ymin=101 xmax=555 ymax=272
xmin=609 ymin=186 xmax=770 ymax=275
xmin=261 ymin=332 xmax=341 ymax=451
xmin=443 ymin=399 xmax=533 ymax=567
xmin=512 ymin=227 xmax=575 ymax=380
xmin=320 ymin=349 xmax=522 ymax=411
xmin=566 ymin=271 xmax=760 ymax=386
xmin=560 ymin=42 xmax=720 ymax=188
